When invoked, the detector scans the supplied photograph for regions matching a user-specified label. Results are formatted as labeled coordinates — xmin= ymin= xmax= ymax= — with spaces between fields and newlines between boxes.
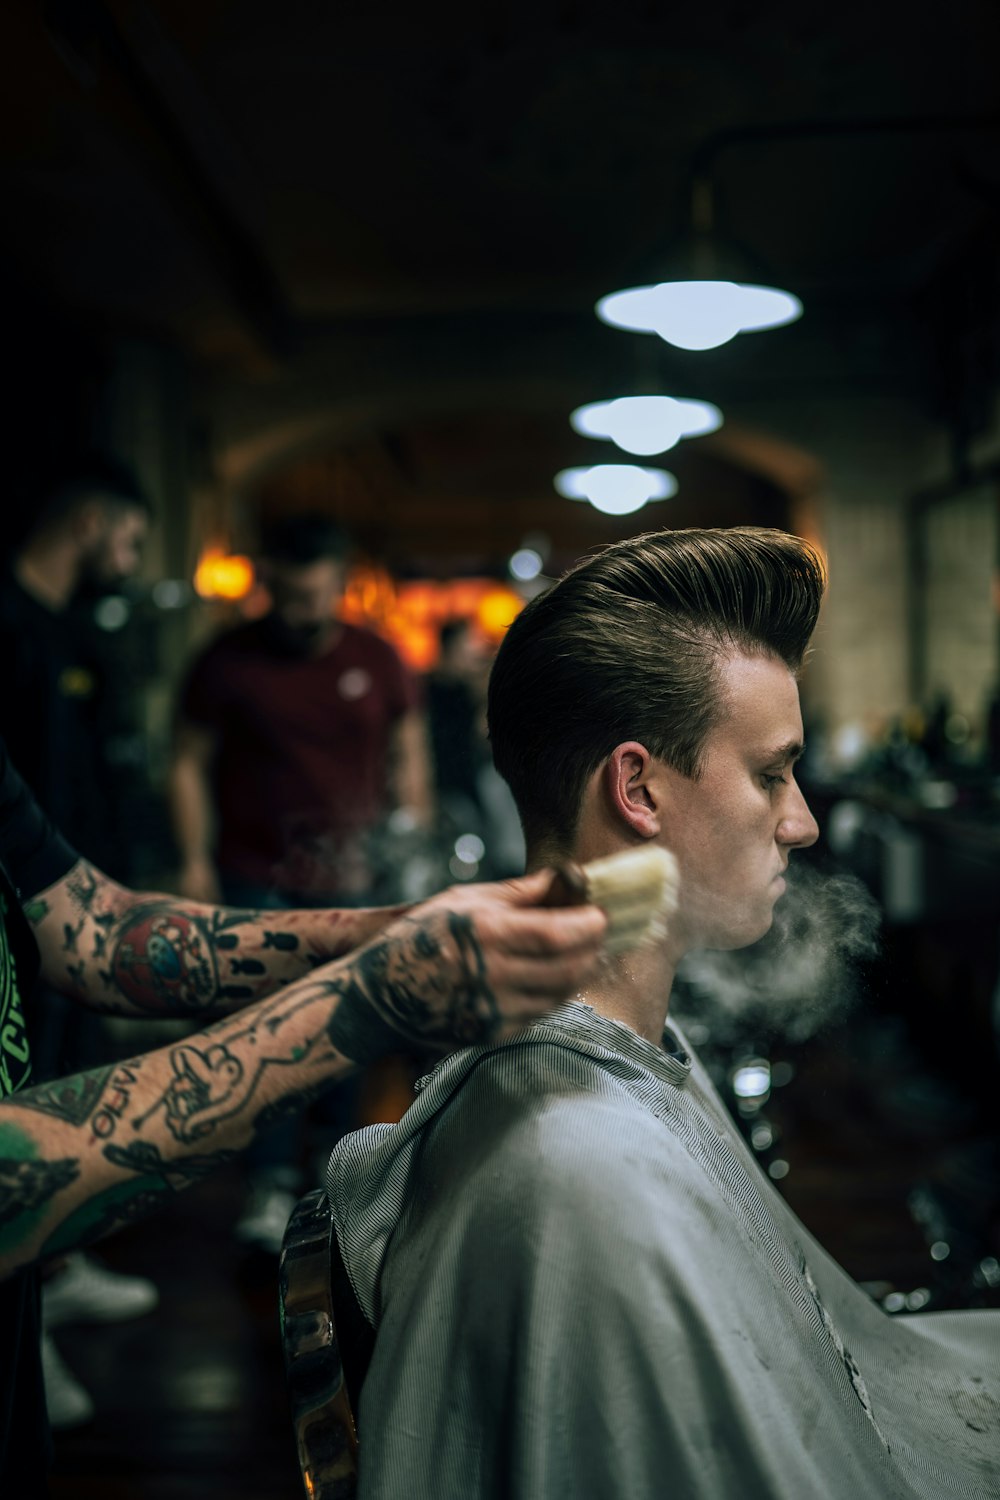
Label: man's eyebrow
xmin=759 ymin=740 xmax=805 ymax=766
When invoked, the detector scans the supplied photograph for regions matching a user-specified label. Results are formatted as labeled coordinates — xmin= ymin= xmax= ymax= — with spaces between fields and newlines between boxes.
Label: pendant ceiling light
xmin=596 ymin=180 xmax=801 ymax=352
xmin=554 ymin=464 xmax=677 ymax=516
xmin=571 ymin=395 xmax=722 ymax=457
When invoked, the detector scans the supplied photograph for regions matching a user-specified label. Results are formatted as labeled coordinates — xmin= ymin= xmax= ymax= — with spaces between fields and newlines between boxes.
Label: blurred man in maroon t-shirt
xmin=171 ymin=514 xmax=430 ymax=906
xmin=169 ymin=513 xmax=432 ymax=1249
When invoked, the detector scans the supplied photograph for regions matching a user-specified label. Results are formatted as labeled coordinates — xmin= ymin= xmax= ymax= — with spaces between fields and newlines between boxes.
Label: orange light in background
xmin=341 ymin=563 xmax=397 ymax=626
xmin=476 ymin=585 xmax=525 ymax=641
xmin=338 ymin=568 xmax=526 ymax=668
xmin=395 ymin=581 xmax=442 ymax=628
xmin=446 ymin=579 xmax=491 ymax=618
xmin=193 ymin=548 xmax=255 ymax=601
xmin=397 ymin=625 xmax=440 ymax=671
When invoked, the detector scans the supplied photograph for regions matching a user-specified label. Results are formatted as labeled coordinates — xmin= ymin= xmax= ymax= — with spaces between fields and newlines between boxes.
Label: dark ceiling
xmin=4 ymin=0 xmax=1000 ymax=566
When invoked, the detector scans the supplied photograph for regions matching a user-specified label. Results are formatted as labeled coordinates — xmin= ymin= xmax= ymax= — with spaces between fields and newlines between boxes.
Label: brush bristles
xmin=581 ymin=846 xmax=680 ymax=954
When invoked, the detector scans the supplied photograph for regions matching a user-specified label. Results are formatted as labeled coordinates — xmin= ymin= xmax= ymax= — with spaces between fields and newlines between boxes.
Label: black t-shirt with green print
xmin=0 ymin=738 xmax=79 ymax=1496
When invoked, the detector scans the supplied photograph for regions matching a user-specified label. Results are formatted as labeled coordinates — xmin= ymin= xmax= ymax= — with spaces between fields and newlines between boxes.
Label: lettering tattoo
xmin=326 ymin=910 xmax=501 ymax=1064
xmin=90 ymin=1062 xmax=142 ymax=1142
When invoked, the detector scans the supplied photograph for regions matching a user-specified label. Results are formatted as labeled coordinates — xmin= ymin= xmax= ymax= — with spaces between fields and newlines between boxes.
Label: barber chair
xmin=279 ymin=1187 xmax=375 ymax=1499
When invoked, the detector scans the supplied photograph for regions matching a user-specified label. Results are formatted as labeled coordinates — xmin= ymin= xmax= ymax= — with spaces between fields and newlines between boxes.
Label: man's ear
xmin=603 ymin=741 xmax=661 ymax=839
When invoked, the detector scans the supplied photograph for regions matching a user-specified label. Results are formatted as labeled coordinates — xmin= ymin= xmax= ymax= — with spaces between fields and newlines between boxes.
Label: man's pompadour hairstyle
xmin=487 ymin=526 xmax=826 ymax=850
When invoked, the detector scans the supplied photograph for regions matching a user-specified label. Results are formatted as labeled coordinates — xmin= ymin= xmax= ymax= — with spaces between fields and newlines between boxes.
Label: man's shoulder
xmin=387 ymin=1041 xmax=708 ymax=1302
xmin=335 ymin=621 xmax=407 ymax=670
xmin=426 ymin=1039 xmax=681 ymax=1206
xmin=333 ymin=1032 xmax=706 ymax=1325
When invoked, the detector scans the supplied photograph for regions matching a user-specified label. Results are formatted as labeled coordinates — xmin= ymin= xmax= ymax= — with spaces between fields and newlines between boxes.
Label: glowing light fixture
xmin=151 ymin=579 xmax=193 ymax=610
xmin=193 ymin=548 xmax=255 ymax=601
xmin=94 ymin=596 xmax=131 ymax=632
xmin=597 ymin=179 xmax=801 ymax=351
xmin=509 ymin=547 xmax=543 ymax=581
xmin=571 ymin=395 xmax=722 ymax=456
xmin=597 ymin=281 xmax=800 ymax=351
xmin=554 ymin=464 xmax=677 ymax=516
xmin=732 ymin=1060 xmax=771 ymax=1100
xmin=477 ymin=585 xmax=525 ymax=637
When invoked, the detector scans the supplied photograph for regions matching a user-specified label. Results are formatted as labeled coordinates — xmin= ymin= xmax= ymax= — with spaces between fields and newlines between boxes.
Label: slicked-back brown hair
xmin=487 ymin=527 xmax=826 ymax=851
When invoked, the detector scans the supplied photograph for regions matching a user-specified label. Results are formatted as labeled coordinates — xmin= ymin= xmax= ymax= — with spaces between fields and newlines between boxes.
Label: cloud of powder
xmin=674 ymin=864 xmax=883 ymax=1043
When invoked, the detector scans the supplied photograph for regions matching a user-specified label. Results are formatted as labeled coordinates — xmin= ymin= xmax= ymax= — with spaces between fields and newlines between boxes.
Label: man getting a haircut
xmin=328 ymin=526 xmax=999 ymax=1500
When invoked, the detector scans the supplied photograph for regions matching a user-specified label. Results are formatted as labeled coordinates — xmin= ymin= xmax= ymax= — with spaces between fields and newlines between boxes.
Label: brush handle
xmin=541 ymin=862 xmax=590 ymax=907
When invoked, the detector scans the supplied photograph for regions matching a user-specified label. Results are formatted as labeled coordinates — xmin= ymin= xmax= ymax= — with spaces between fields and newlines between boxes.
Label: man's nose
xmin=778 ymin=779 xmax=819 ymax=849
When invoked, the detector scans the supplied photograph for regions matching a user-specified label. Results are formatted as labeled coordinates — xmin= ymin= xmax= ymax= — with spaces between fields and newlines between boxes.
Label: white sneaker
xmin=41 ymin=1333 xmax=95 ymax=1429
xmin=42 ymin=1253 xmax=159 ymax=1328
xmin=234 ymin=1185 xmax=298 ymax=1257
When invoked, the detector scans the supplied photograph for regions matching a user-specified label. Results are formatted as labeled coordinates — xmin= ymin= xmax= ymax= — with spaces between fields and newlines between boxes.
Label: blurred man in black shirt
xmin=0 ymin=455 xmax=154 ymax=1423
xmin=0 ymin=453 xmax=150 ymax=870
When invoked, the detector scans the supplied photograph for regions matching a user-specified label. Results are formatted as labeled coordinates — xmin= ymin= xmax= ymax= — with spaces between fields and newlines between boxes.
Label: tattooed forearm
xmin=0 ymin=968 xmax=351 ymax=1277
xmin=1 ymin=870 xmax=604 ymax=1278
xmin=29 ymin=860 xmax=410 ymax=1020
xmin=134 ymin=1010 xmax=333 ymax=1145
xmin=327 ymin=909 xmax=501 ymax=1063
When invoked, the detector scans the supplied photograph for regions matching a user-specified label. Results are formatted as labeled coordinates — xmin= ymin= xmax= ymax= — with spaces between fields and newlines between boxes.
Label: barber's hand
xmin=326 ymin=869 xmax=608 ymax=1063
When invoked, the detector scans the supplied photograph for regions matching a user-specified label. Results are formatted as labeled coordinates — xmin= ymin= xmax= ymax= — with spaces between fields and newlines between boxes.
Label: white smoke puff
xmin=675 ymin=866 xmax=882 ymax=1043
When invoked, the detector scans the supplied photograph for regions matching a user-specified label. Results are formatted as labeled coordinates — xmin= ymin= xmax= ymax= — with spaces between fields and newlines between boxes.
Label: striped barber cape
xmin=327 ymin=1003 xmax=1000 ymax=1500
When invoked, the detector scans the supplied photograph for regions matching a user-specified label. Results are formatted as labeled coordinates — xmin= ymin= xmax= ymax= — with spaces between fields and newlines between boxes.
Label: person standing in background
xmin=0 ymin=453 xmax=159 ymax=1428
xmin=0 ymin=453 xmax=151 ymax=883
xmin=169 ymin=513 xmax=433 ymax=1251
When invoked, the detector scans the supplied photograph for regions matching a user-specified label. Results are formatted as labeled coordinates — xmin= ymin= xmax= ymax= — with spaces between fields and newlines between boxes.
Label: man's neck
xmin=15 ymin=539 xmax=79 ymax=612
xmin=574 ymin=938 xmax=678 ymax=1047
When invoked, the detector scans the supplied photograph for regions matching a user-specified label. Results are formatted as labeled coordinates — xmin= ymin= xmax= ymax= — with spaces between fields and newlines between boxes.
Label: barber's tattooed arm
xmin=26 ymin=859 xmax=410 ymax=1019
xmin=0 ymin=870 xmax=605 ymax=1278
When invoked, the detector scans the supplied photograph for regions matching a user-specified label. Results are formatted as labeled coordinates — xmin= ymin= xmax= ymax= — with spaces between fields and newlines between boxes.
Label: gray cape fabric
xmin=326 ymin=1003 xmax=1000 ymax=1499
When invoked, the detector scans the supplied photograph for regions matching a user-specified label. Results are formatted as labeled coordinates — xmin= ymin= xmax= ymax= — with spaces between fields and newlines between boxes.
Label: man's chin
xmin=701 ymin=911 xmax=774 ymax=953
